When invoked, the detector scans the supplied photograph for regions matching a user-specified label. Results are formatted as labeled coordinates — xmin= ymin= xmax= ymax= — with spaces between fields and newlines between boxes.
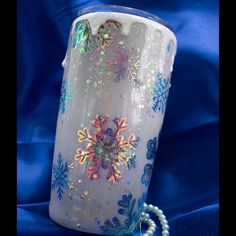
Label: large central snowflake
xmin=74 ymin=114 xmax=138 ymax=183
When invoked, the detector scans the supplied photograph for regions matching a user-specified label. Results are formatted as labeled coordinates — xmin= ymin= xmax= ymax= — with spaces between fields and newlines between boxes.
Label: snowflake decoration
xmin=51 ymin=153 xmax=69 ymax=200
xmin=113 ymin=48 xmax=129 ymax=82
xmin=74 ymin=114 xmax=138 ymax=183
xmin=72 ymin=20 xmax=94 ymax=54
xmin=141 ymin=163 xmax=153 ymax=187
xmin=152 ymin=74 xmax=170 ymax=114
xmin=146 ymin=137 xmax=158 ymax=160
xmin=72 ymin=20 xmax=121 ymax=54
xmin=127 ymin=48 xmax=140 ymax=86
xmin=59 ymin=79 xmax=72 ymax=113
xmin=101 ymin=193 xmax=145 ymax=235
xmin=127 ymin=153 xmax=137 ymax=170
xmin=96 ymin=20 xmax=121 ymax=49
xmin=107 ymin=47 xmax=140 ymax=85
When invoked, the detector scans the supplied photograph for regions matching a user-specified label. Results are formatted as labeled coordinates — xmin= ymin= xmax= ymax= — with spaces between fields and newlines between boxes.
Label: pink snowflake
xmin=74 ymin=114 xmax=138 ymax=183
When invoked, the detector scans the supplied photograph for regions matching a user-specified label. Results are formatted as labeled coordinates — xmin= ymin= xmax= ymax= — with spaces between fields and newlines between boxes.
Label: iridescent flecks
xmin=72 ymin=19 xmax=143 ymax=87
xmin=74 ymin=114 xmax=138 ymax=183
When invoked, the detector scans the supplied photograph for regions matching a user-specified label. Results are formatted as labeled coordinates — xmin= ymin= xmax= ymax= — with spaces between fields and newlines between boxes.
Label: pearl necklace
xmin=140 ymin=203 xmax=169 ymax=236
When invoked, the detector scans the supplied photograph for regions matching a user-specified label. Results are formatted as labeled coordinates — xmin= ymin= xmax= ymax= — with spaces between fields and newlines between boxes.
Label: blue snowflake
xmin=141 ymin=164 xmax=153 ymax=187
xmin=152 ymin=74 xmax=170 ymax=114
xmin=146 ymin=137 xmax=158 ymax=160
xmin=59 ymin=79 xmax=72 ymax=113
xmin=51 ymin=153 xmax=69 ymax=200
xmin=101 ymin=193 xmax=143 ymax=235
xmin=127 ymin=153 xmax=136 ymax=170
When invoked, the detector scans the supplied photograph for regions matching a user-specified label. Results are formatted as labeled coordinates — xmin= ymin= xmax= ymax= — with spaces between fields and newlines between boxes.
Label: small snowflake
xmin=59 ymin=79 xmax=72 ymax=114
xmin=146 ymin=137 xmax=158 ymax=160
xmin=51 ymin=153 xmax=69 ymax=200
xmin=74 ymin=114 xmax=138 ymax=183
xmin=152 ymin=74 xmax=170 ymax=114
xmin=127 ymin=153 xmax=137 ymax=170
xmin=141 ymin=163 xmax=153 ymax=187
xmin=127 ymin=48 xmax=140 ymax=86
xmin=107 ymin=47 xmax=140 ymax=85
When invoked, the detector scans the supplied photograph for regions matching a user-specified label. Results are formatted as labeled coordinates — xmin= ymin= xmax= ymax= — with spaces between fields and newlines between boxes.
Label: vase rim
xmin=78 ymin=5 xmax=175 ymax=33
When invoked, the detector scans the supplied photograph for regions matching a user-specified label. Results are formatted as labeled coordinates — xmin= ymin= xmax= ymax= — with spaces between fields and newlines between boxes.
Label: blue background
xmin=17 ymin=0 xmax=219 ymax=235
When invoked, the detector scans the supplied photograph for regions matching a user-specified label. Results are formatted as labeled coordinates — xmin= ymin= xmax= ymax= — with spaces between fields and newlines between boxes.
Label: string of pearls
xmin=141 ymin=203 xmax=169 ymax=236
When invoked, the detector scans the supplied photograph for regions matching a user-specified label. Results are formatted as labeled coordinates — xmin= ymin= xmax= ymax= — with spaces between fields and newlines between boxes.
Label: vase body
xmin=49 ymin=5 xmax=177 ymax=235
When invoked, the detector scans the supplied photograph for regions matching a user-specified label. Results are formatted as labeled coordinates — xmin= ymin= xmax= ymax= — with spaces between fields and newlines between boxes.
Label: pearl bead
xmin=163 ymin=225 xmax=169 ymax=230
xmin=154 ymin=206 xmax=159 ymax=212
xmin=158 ymin=209 xmax=163 ymax=215
xmin=149 ymin=226 xmax=156 ymax=232
xmin=141 ymin=202 xmax=169 ymax=236
xmin=148 ymin=204 xmax=154 ymax=210
xmin=161 ymin=219 xmax=168 ymax=225
xmin=162 ymin=229 xmax=169 ymax=235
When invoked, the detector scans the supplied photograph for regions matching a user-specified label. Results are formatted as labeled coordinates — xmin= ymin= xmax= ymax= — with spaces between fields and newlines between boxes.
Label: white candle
xmin=49 ymin=6 xmax=177 ymax=235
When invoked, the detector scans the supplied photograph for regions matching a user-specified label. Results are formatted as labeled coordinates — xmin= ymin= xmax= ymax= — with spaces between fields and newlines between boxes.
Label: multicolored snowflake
xmin=96 ymin=20 xmax=122 ymax=48
xmin=74 ymin=114 xmax=138 ymax=183
xmin=51 ymin=153 xmax=69 ymax=200
xmin=72 ymin=20 xmax=121 ymax=54
xmin=106 ymin=47 xmax=140 ymax=85
xmin=100 ymin=193 xmax=144 ymax=235
xmin=141 ymin=163 xmax=153 ymax=187
xmin=72 ymin=20 xmax=94 ymax=54
xmin=152 ymin=74 xmax=170 ymax=114
xmin=59 ymin=79 xmax=72 ymax=114
xmin=111 ymin=46 xmax=129 ymax=82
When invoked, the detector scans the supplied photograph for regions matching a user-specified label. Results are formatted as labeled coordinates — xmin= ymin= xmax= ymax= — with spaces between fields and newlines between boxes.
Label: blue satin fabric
xmin=17 ymin=0 xmax=219 ymax=235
